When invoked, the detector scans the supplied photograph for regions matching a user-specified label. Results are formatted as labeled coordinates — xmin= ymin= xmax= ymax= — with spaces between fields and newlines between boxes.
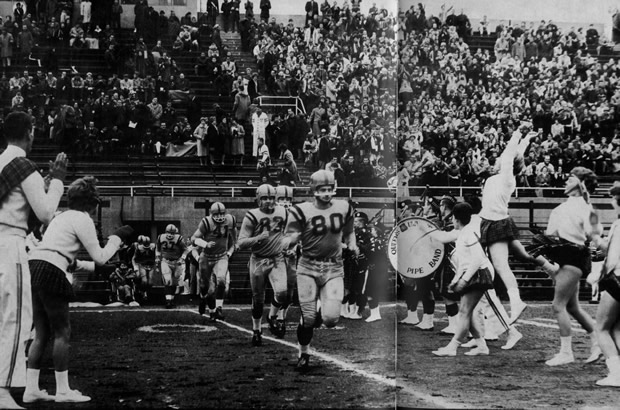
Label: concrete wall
xmin=96 ymin=194 xmax=619 ymax=240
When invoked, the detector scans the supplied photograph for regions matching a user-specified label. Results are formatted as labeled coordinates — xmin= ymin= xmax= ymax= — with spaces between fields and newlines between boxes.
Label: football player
xmin=191 ymin=202 xmax=238 ymax=320
xmin=276 ymin=185 xmax=298 ymax=331
xmin=237 ymin=184 xmax=291 ymax=346
xmin=156 ymin=224 xmax=188 ymax=308
xmin=131 ymin=235 xmax=156 ymax=301
xmin=285 ymin=170 xmax=358 ymax=371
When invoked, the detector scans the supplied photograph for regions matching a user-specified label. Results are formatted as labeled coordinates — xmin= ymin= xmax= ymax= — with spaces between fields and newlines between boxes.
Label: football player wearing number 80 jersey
xmin=237 ymin=184 xmax=291 ymax=346
xmin=191 ymin=202 xmax=237 ymax=321
xmin=285 ymin=170 xmax=358 ymax=372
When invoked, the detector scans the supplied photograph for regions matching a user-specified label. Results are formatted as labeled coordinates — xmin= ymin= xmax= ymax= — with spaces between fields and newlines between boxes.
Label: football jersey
xmin=238 ymin=205 xmax=287 ymax=256
xmin=156 ymin=233 xmax=186 ymax=260
xmin=133 ymin=243 xmax=156 ymax=266
xmin=197 ymin=214 xmax=237 ymax=255
xmin=286 ymin=199 xmax=354 ymax=259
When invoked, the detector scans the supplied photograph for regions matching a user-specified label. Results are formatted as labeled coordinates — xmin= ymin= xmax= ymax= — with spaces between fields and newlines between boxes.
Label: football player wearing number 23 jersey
xmin=285 ymin=170 xmax=358 ymax=371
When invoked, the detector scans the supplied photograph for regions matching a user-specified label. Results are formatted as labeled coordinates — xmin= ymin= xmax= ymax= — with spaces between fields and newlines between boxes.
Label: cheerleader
xmin=432 ymin=202 xmax=495 ymax=357
xmin=594 ymin=181 xmax=620 ymax=385
xmin=541 ymin=167 xmax=603 ymax=366
xmin=479 ymin=122 xmax=558 ymax=324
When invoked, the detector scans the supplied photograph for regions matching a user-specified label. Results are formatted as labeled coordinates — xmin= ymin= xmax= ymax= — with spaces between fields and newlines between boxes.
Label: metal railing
xmin=92 ymin=184 xmax=614 ymax=198
xmin=255 ymin=95 xmax=306 ymax=115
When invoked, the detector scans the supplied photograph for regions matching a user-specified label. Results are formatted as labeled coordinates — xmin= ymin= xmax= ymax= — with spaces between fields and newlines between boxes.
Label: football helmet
xmin=310 ymin=170 xmax=335 ymax=203
xmin=210 ymin=202 xmax=227 ymax=224
xmin=137 ymin=235 xmax=150 ymax=246
xmin=256 ymin=184 xmax=276 ymax=212
xmin=165 ymin=224 xmax=178 ymax=235
xmin=275 ymin=185 xmax=294 ymax=208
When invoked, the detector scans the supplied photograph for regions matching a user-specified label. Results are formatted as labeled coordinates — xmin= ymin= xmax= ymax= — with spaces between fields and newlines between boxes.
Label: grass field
xmin=11 ymin=301 xmax=620 ymax=409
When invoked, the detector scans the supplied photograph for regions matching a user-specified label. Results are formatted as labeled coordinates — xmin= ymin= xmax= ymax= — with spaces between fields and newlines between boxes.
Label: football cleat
xmin=267 ymin=316 xmax=279 ymax=336
xmin=295 ymin=353 xmax=310 ymax=372
xmin=276 ymin=319 xmax=286 ymax=338
xmin=198 ymin=298 xmax=207 ymax=315
xmin=213 ymin=306 xmax=225 ymax=321
xmin=252 ymin=330 xmax=263 ymax=346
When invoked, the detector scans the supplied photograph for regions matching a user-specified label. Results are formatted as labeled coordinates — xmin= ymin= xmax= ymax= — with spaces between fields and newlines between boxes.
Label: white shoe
xmin=585 ymin=345 xmax=604 ymax=364
xmin=340 ymin=304 xmax=349 ymax=318
xmin=365 ymin=309 xmax=382 ymax=323
xmin=415 ymin=314 xmax=434 ymax=330
xmin=545 ymin=352 xmax=575 ymax=367
xmin=55 ymin=389 xmax=91 ymax=403
xmin=509 ymin=301 xmax=528 ymax=325
xmin=441 ymin=316 xmax=457 ymax=334
xmin=464 ymin=345 xmax=490 ymax=356
xmin=432 ymin=346 xmax=457 ymax=357
xmin=23 ymin=389 xmax=55 ymax=403
xmin=399 ymin=313 xmax=419 ymax=325
xmin=0 ymin=392 xmax=24 ymax=409
xmin=461 ymin=339 xmax=478 ymax=348
xmin=596 ymin=375 xmax=620 ymax=387
xmin=348 ymin=312 xmax=363 ymax=320
xmin=501 ymin=329 xmax=523 ymax=350
xmin=129 ymin=301 xmax=140 ymax=307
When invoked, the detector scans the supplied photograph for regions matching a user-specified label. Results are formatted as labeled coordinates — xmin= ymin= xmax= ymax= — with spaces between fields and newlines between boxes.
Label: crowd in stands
xmin=0 ymin=1 xmax=618 ymax=191
xmin=398 ymin=3 xmax=620 ymax=193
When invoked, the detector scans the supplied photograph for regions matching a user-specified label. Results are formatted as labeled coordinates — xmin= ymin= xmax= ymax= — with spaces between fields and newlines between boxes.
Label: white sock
xmin=278 ymin=307 xmax=288 ymax=320
xmin=269 ymin=304 xmax=279 ymax=318
xmin=589 ymin=331 xmax=598 ymax=346
xmin=298 ymin=343 xmax=309 ymax=356
xmin=216 ymin=299 xmax=223 ymax=308
xmin=560 ymin=336 xmax=572 ymax=354
xmin=55 ymin=370 xmax=70 ymax=394
xmin=507 ymin=288 xmax=522 ymax=305
xmin=252 ymin=318 xmax=261 ymax=331
xmin=448 ymin=338 xmax=462 ymax=350
xmin=475 ymin=337 xmax=487 ymax=348
xmin=25 ymin=368 xmax=40 ymax=392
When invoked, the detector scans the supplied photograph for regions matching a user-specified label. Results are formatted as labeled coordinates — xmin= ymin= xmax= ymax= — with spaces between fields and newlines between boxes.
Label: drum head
xmin=387 ymin=217 xmax=445 ymax=279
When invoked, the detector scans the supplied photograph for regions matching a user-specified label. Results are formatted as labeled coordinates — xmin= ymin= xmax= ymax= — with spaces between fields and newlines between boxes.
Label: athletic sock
xmin=55 ymin=370 xmax=70 ymax=394
xmin=269 ymin=304 xmax=279 ymax=318
xmin=298 ymin=343 xmax=309 ymax=357
xmin=25 ymin=368 xmax=40 ymax=392
xmin=252 ymin=318 xmax=261 ymax=331
xmin=560 ymin=336 xmax=572 ymax=354
xmin=216 ymin=299 xmax=223 ymax=308
xmin=507 ymin=288 xmax=522 ymax=304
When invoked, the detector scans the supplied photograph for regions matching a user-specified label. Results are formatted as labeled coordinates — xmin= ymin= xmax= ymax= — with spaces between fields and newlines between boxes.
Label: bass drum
xmin=386 ymin=217 xmax=445 ymax=279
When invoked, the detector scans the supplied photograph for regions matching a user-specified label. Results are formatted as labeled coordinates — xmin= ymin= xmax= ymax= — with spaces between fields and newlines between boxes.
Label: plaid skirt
xmin=544 ymin=244 xmax=592 ymax=277
xmin=30 ymin=259 xmax=75 ymax=299
xmin=480 ymin=217 xmax=520 ymax=246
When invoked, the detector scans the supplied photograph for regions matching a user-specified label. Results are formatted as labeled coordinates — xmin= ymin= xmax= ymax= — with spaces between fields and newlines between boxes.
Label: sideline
xmin=73 ymin=303 xmax=466 ymax=409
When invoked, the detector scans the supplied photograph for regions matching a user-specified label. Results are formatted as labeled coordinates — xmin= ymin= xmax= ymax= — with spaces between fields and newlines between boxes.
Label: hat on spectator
xmin=610 ymin=180 xmax=620 ymax=196
xmin=354 ymin=211 xmax=368 ymax=222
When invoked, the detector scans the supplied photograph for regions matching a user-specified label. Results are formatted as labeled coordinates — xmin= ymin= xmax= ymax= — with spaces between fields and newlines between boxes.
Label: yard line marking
xmin=178 ymin=307 xmax=467 ymax=409
xmin=516 ymin=319 xmax=586 ymax=333
xmin=71 ymin=304 xmax=468 ymax=408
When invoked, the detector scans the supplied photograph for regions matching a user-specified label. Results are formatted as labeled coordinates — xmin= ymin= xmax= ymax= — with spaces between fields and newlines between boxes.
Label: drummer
xmin=398 ymin=198 xmax=439 ymax=327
